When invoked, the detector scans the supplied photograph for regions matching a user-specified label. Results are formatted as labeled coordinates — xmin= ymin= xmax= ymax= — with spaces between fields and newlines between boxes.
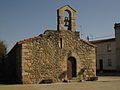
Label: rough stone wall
xmin=21 ymin=30 xmax=96 ymax=84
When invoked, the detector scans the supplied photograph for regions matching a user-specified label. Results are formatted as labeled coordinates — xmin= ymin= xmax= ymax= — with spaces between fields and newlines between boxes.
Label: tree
xmin=0 ymin=40 xmax=7 ymax=63
xmin=0 ymin=40 xmax=7 ymax=83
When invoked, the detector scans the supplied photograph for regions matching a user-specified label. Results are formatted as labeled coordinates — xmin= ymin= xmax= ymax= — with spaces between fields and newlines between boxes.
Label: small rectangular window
xmin=107 ymin=44 xmax=111 ymax=52
xmin=60 ymin=38 xmax=62 ymax=48
xmin=108 ymin=59 xmax=112 ymax=67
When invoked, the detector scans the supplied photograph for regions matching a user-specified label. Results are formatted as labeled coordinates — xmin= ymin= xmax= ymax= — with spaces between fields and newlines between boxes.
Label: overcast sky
xmin=0 ymin=0 xmax=120 ymax=52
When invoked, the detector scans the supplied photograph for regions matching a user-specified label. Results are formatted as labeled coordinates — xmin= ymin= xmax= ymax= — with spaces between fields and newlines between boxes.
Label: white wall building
xmin=91 ymin=23 xmax=120 ymax=72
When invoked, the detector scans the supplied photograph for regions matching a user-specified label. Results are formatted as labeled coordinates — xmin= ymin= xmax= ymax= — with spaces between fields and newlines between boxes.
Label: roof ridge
xmin=58 ymin=5 xmax=76 ymax=12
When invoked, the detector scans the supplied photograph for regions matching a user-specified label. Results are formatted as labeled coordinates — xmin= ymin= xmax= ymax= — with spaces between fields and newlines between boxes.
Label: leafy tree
xmin=0 ymin=40 xmax=7 ymax=63
xmin=0 ymin=40 xmax=7 ymax=83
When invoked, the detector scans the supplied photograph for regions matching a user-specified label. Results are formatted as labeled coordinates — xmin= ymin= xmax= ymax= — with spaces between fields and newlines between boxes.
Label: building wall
xmin=21 ymin=30 xmax=96 ymax=84
xmin=95 ymin=40 xmax=116 ymax=71
xmin=5 ymin=5 xmax=96 ymax=84
xmin=6 ymin=44 xmax=22 ymax=84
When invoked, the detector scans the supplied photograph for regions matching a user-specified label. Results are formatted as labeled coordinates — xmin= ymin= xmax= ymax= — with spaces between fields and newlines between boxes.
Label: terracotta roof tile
xmin=17 ymin=36 xmax=41 ymax=44
xmin=80 ymin=39 xmax=96 ymax=47
xmin=17 ymin=35 xmax=96 ymax=47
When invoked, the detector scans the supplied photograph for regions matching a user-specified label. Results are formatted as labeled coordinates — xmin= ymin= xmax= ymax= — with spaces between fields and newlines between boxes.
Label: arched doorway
xmin=67 ymin=57 xmax=77 ymax=79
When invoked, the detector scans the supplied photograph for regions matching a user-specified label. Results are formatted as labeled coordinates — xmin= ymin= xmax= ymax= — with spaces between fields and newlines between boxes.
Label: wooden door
xmin=67 ymin=57 xmax=77 ymax=79
xmin=67 ymin=60 xmax=72 ymax=79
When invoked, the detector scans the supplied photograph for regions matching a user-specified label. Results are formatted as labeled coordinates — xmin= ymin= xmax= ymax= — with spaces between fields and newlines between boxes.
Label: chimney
xmin=114 ymin=23 xmax=120 ymax=70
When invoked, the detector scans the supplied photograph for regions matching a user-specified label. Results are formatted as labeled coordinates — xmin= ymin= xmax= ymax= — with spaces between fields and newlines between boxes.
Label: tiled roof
xmin=17 ymin=36 xmax=41 ymax=44
xmin=80 ymin=39 xmax=96 ymax=47
xmin=17 ymin=35 xmax=96 ymax=47
xmin=90 ymin=38 xmax=115 ymax=44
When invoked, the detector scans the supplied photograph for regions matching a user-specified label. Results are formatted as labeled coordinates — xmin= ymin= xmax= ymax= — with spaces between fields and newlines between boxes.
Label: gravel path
xmin=0 ymin=76 xmax=120 ymax=90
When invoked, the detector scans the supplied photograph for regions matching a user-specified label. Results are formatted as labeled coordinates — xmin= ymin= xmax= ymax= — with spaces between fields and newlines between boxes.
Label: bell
xmin=64 ymin=17 xmax=69 ymax=26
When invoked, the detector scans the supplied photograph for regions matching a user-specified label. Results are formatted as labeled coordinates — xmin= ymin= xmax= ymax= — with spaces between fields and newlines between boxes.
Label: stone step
xmin=63 ymin=79 xmax=80 ymax=83
xmin=68 ymin=79 xmax=80 ymax=82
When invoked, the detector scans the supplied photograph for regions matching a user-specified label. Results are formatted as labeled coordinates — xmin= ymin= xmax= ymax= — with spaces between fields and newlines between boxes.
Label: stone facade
xmin=6 ymin=5 xmax=96 ymax=84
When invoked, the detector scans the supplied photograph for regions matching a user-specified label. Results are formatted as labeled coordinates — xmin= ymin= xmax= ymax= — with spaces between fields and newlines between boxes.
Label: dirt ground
xmin=0 ymin=76 xmax=120 ymax=90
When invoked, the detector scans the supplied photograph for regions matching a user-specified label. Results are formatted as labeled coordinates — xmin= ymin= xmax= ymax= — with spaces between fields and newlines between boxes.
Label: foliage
xmin=0 ymin=40 xmax=7 ymax=63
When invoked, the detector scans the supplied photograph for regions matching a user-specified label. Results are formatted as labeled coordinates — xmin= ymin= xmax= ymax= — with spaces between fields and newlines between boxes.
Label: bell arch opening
xmin=64 ymin=10 xmax=71 ymax=30
xmin=67 ymin=56 xmax=77 ymax=79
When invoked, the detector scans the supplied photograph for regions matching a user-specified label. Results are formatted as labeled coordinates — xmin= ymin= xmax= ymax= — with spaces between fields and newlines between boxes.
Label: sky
xmin=0 ymin=0 xmax=120 ymax=52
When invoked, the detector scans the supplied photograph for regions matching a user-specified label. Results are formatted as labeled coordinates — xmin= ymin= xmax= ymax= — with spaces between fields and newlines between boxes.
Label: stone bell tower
xmin=114 ymin=23 xmax=120 ymax=70
xmin=57 ymin=5 xmax=76 ymax=32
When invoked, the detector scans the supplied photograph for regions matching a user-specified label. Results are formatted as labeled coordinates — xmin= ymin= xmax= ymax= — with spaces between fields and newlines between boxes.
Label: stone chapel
xmin=6 ymin=5 xmax=96 ymax=84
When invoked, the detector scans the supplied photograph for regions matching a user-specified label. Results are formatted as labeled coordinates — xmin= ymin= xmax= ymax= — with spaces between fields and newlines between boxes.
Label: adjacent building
xmin=91 ymin=23 xmax=120 ymax=72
